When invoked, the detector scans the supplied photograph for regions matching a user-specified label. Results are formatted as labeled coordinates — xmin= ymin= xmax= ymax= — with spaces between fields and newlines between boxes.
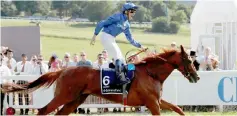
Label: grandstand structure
xmin=191 ymin=0 xmax=237 ymax=70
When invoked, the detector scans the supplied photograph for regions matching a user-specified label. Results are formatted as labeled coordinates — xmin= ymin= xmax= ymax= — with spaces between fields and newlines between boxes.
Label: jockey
xmin=90 ymin=2 xmax=145 ymax=85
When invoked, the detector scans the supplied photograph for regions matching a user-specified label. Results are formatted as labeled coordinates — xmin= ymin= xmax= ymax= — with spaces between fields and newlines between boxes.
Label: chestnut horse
xmin=3 ymin=45 xmax=200 ymax=115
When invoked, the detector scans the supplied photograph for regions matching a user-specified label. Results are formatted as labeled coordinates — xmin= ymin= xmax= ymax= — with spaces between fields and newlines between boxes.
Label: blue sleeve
xmin=124 ymin=27 xmax=142 ymax=48
xmin=94 ymin=14 xmax=119 ymax=35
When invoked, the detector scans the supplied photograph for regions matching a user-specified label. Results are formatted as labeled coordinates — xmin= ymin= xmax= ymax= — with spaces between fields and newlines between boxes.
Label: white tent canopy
xmin=191 ymin=0 xmax=237 ymax=70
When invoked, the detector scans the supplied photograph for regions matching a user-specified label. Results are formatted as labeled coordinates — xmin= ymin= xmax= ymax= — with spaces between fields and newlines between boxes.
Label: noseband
xmin=181 ymin=56 xmax=192 ymax=78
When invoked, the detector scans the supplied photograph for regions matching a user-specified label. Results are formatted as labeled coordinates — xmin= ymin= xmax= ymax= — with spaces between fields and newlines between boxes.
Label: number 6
xmin=103 ymin=76 xmax=110 ymax=86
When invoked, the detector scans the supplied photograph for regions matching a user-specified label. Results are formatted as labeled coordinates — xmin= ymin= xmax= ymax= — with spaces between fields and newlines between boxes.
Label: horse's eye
xmin=184 ymin=58 xmax=192 ymax=64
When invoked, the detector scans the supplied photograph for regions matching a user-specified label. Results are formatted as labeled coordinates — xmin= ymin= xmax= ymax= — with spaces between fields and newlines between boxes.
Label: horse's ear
xmin=180 ymin=45 xmax=185 ymax=53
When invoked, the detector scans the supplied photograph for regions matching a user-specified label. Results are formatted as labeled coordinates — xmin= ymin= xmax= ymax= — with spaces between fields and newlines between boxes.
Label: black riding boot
xmin=115 ymin=59 xmax=129 ymax=85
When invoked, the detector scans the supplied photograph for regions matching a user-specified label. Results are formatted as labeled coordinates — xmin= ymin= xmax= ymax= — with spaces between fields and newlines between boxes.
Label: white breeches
xmin=100 ymin=32 xmax=124 ymax=61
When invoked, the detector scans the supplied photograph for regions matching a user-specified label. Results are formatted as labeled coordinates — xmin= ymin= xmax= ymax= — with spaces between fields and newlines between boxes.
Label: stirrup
xmin=117 ymin=74 xmax=130 ymax=85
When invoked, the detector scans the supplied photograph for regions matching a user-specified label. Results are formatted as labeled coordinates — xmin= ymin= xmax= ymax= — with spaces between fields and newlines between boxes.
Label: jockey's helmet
xmin=121 ymin=2 xmax=138 ymax=12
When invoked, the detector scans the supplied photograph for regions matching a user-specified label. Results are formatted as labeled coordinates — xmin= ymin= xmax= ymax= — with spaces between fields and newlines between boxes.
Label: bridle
xmin=125 ymin=48 xmax=192 ymax=79
xmin=181 ymin=55 xmax=192 ymax=78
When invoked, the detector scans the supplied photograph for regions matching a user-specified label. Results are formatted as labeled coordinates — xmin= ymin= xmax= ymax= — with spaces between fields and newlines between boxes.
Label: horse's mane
xmin=135 ymin=48 xmax=178 ymax=65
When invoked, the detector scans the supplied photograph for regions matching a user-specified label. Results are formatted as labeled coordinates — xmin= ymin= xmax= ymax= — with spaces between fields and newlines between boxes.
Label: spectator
xmin=48 ymin=54 xmax=61 ymax=72
xmin=170 ymin=41 xmax=177 ymax=50
xmin=211 ymin=56 xmax=221 ymax=71
xmin=14 ymin=54 xmax=31 ymax=115
xmin=61 ymin=53 xmax=74 ymax=69
xmin=1 ymin=46 xmax=8 ymax=58
xmin=30 ymin=55 xmax=38 ymax=70
xmin=190 ymin=51 xmax=200 ymax=71
xmin=196 ymin=47 xmax=216 ymax=112
xmin=14 ymin=54 xmax=32 ymax=75
xmin=93 ymin=53 xmax=109 ymax=69
xmin=3 ymin=49 xmax=16 ymax=74
xmin=197 ymin=47 xmax=214 ymax=71
xmin=93 ymin=53 xmax=109 ymax=113
xmin=29 ymin=54 xmax=38 ymax=114
xmin=77 ymin=51 xmax=92 ymax=67
xmin=30 ymin=55 xmax=37 ymax=64
xmin=102 ymin=50 xmax=110 ymax=62
xmin=0 ymin=53 xmax=11 ymax=115
xmin=109 ymin=58 xmax=115 ymax=69
xmin=77 ymin=51 xmax=92 ymax=114
xmin=31 ymin=55 xmax=48 ymax=75
xmin=72 ymin=53 xmax=79 ymax=66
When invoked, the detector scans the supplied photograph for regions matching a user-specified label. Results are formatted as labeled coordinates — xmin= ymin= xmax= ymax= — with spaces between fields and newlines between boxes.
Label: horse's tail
xmin=2 ymin=70 xmax=63 ymax=93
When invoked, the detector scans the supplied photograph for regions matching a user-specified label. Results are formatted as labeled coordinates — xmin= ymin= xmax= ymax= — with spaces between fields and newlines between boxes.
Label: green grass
xmin=41 ymin=36 xmax=150 ymax=61
xmin=1 ymin=19 xmax=191 ymax=60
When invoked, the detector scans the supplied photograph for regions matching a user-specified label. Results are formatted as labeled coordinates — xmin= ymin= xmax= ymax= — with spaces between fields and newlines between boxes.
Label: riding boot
xmin=115 ymin=59 xmax=130 ymax=85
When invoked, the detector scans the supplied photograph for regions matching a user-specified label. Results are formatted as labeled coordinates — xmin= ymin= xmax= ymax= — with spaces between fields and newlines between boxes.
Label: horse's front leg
xmin=145 ymin=97 xmax=161 ymax=115
xmin=160 ymin=99 xmax=185 ymax=115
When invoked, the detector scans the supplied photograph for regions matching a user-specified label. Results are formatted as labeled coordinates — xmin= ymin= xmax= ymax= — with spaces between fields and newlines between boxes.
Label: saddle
xmin=100 ymin=63 xmax=135 ymax=95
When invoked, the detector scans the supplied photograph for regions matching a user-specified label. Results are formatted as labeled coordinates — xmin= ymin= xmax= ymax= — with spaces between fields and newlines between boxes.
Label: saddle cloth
xmin=100 ymin=64 xmax=135 ymax=94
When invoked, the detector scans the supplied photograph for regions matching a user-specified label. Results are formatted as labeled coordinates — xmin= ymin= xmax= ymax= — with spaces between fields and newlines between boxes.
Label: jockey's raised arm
xmin=124 ymin=27 xmax=142 ymax=48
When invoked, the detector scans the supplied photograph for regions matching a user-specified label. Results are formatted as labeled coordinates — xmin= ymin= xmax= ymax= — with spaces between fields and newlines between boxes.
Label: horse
xmin=2 ymin=45 xmax=200 ymax=115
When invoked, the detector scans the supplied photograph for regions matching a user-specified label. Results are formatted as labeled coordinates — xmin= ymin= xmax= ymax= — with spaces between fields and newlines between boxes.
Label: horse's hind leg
xmin=55 ymin=94 xmax=89 ymax=115
xmin=37 ymin=95 xmax=71 ymax=115
xmin=160 ymin=99 xmax=185 ymax=115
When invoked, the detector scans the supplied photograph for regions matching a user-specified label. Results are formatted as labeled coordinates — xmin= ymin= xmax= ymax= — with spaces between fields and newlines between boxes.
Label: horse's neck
xmin=152 ymin=63 xmax=175 ymax=83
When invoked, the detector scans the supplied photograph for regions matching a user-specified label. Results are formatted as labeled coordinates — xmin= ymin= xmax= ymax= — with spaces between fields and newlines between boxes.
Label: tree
xmin=84 ymin=1 xmax=113 ymax=22
xmin=166 ymin=1 xmax=177 ymax=10
xmin=133 ymin=5 xmax=151 ymax=23
xmin=13 ymin=1 xmax=51 ymax=16
xmin=13 ymin=1 xmax=27 ymax=12
xmin=169 ymin=21 xmax=180 ymax=34
xmin=47 ymin=10 xmax=57 ymax=17
xmin=52 ymin=1 xmax=69 ymax=18
xmin=151 ymin=16 xmax=170 ymax=33
xmin=112 ymin=1 xmax=126 ymax=13
xmin=151 ymin=2 xmax=168 ymax=18
xmin=137 ymin=1 xmax=154 ymax=9
xmin=177 ymin=4 xmax=191 ymax=23
xmin=171 ymin=10 xmax=187 ymax=23
xmin=1 ymin=1 xmax=17 ymax=16
xmin=35 ymin=1 xmax=51 ymax=15
xmin=68 ymin=1 xmax=87 ymax=18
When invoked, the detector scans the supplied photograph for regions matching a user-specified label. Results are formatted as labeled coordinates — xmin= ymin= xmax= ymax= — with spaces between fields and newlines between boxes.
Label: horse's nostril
xmin=197 ymin=77 xmax=200 ymax=80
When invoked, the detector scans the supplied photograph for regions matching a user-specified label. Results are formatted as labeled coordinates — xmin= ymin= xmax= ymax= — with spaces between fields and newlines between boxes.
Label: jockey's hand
xmin=90 ymin=35 xmax=96 ymax=45
xmin=140 ymin=46 xmax=148 ymax=52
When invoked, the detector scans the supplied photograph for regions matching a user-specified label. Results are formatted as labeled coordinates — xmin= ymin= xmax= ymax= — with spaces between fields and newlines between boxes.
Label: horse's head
xmin=172 ymin=45 xmax=200 ymax=83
